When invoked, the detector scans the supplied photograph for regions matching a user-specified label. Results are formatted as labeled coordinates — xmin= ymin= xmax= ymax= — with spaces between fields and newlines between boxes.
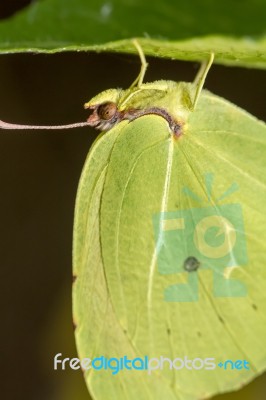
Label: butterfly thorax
xmin=84 ymin=80 xmax=197 ymax=136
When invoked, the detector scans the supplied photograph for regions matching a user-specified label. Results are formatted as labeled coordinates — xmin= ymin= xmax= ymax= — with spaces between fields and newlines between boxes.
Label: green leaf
xmin=0 ymin=0 xmax=266 ymax=68
xmin=73 ymin=61 xmax=266 ymax=399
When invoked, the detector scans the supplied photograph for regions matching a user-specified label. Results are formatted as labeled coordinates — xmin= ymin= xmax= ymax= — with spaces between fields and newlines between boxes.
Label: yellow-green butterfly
xmin=73 ymin=42 xmax=266 ymax=400
xmin=1 ymin=41 xmax=266 ymax=400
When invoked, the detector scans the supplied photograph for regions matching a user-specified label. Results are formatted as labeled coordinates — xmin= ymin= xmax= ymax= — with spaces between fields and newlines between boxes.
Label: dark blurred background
xmin=0 ymin=2 xmax=266 ymax=400
xmin=0 ymin=0 xmax=33 ymax=19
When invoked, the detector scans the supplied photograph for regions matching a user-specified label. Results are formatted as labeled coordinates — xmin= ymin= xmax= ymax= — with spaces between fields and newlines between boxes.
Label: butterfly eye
xmin=97 ymin=102 xmax=117 ymax=120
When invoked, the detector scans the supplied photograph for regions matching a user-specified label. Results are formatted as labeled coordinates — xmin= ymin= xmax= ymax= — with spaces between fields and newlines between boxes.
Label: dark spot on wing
xmin=72 ymin=275 xmax=77 ymax=283
xmin=197 ymin=331 xmax=202 ymax=338
xmin=167 ymin=328 xmax=171 ymax=335
xmin=218 ymin=316 xmax=225 ymax=324
xmin=183 ymin=256 xmax=200 ymax=272
xmin=252 ymin=304 xmax=258 ymax=311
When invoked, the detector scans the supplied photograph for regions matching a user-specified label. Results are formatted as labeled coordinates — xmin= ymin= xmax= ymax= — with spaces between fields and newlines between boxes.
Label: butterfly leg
xmin=130 ymin=39 xmax=149 ymax=88
xmin=191 ymin=52 xmax=214 ymax=110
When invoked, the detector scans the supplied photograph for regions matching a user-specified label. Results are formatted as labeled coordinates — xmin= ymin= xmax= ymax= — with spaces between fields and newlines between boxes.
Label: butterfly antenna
xmin=0 ymin=120 xmax=90 ymax=130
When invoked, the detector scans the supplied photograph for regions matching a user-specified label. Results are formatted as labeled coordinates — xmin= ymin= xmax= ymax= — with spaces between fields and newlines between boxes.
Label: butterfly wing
xmin=73 ymin=92 xmax=266 ymax=399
